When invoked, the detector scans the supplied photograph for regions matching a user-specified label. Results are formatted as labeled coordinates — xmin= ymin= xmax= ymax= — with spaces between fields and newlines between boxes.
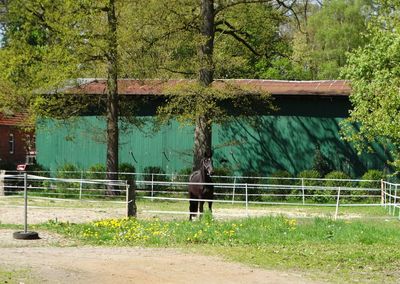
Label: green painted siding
xmin=37 ymin=115 xmax=391 ymax=177
xmin=37 ymin=117 xmax=194 ymax=173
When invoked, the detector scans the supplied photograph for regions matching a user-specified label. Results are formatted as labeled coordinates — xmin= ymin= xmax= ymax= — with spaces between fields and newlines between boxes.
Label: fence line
xmin=382 ymin=181 xmax=400 ymax=219
xmin=1 ymin=173 xmax=397 ymax=222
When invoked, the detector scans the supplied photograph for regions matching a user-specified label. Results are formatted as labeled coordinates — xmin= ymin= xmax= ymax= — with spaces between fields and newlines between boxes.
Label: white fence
xmin=1 ymin=172 xmax=398 ymax=220
xmin=382 ymin=181 xmax=400 ymax=219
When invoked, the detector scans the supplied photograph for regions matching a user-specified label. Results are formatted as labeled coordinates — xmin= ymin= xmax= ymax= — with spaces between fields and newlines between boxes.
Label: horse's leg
xmin=189 ymin=193 xmax=198 ymax=221
xmin=199 ymin=200 xmax=205 ymax=219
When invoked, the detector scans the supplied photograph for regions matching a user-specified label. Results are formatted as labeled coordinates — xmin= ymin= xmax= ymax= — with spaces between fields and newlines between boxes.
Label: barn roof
xmin=0 ymin=113 xmax=27 ymax=126
xmin=69 ymin=79 xmax=351 ymax=97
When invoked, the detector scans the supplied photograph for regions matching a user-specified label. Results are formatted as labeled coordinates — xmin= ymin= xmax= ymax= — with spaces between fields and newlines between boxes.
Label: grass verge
xmin=30 ymin=214 xmax=400 ymax=283
xmin=0 ymin=267 xmax=35 ymax=284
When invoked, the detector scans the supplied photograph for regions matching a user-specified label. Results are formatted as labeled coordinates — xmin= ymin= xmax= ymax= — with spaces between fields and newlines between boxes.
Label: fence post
xmin=13 ymin=172 xmax=39 ymax=240
xmin=232 ymin=176 xmax=236 ymax=204
xmin=394 ymin=185 xmax=398 ymax=217
xmin=0 ymin=170 xmax=5 ymax=196
xmin=79 ymin=170 xmax=83 ymax=200
xmin=301 ymin=178 xmax=305 ymax=205
xmin=381 ymin=179 xmax=384 ymax=206
xmin=151 ymin=173 xmax=154 ymax=201
xmin=389 ymin=184 xmax=392 ymax=214
xmin=24 ymin=172 xmax=28 ymax=233
xmin=245 ymin=183 xmax=249 ymax=217
xmin=334 ymin=187 xmax=341 ymax=221
xmin=126 ymin=179 xmax=137 ymax=218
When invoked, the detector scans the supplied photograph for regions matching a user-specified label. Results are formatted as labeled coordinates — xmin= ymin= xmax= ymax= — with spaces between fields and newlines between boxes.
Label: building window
xmin=9 ymin=133 xmax=14 ymax=154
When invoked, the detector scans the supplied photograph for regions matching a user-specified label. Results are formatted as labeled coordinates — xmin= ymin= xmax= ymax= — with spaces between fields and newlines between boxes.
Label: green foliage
xmin=56 ymin=163 xmax=80 ymax=179
xmin=86 ymin=163 xmax=106 ymax=180
xmin=118 ymin=163 xmax=136 ymax=184
xmin=360 ymin=170 xmax=384 ymax=185
xmin=51 ymin=163 xmax=81 ymax=198
xmin=324 ymin=171 xmax=351 ymax=187
xmin=312 ymin=145 xmax=331 ymax=177
xmin=295 ymin=170 xmax=321 ymax=198
xmin=315 ymin=171 xmax=351 ymax=203
xmin=290 ymin=0 xmax=372 ymax=79
xmin=143 ymin=166 xmax=169 ymax=196
xmin=359 ymin=170 xmax=384 ymax=198
xmin=297 ymin=169 xmax=321 ymax=184
xmin=341 ymin=0 xmax=400 ymax=171
xmin=268 ymin=170 xmax=293 ymax=201
xmin=212 ymin=166 xmax=234 ymax=200
xmin=143 ymin=166 xmax=167 ymax=180
xmin=27 ymin=163 xmax=49 ymax=174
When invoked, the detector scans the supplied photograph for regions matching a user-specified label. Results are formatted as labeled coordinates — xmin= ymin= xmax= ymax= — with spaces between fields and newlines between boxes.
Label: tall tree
xmin=287 ymin=0 xmax=373 ymax=80
xmin=153 ymin=0 xmax=289 ymax=169
xmin=341 ymin=0 xmax=400 ymax=171
xmin=0 ymin=0 xmax=147 ymax=192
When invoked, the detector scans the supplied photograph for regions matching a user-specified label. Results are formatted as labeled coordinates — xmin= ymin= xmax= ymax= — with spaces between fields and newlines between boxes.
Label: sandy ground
xmin=0 ymin=203 xmax=346 ymax=226
xmin=0 ymin=204 xmax=126 ymax=225
xmin=0 ymin=229 xmax=319 ymax=284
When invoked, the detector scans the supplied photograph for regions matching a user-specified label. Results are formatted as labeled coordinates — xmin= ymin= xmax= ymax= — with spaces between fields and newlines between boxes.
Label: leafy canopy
xmin=341 ymin=0 xmax=400 ymax=170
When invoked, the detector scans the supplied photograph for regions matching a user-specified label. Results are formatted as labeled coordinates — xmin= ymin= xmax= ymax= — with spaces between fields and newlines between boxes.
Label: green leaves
xmin=341 ymin=0 xmax=400 ymax=170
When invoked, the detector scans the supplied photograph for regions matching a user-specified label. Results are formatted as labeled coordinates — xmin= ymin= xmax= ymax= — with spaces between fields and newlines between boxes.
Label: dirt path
xmin=0 ymin=230 xmax=319 ymax=284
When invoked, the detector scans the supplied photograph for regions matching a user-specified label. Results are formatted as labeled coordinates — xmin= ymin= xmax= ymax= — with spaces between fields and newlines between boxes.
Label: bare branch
xmin=159 ymin=67 xmax=196 ymax=76
xmin=216 ymin=27 xmax=261 ymax=56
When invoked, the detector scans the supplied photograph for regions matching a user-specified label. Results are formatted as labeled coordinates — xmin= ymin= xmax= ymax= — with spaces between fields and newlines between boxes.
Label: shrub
xmin=56 ymin=163 xmax=81 ymax=179
xmin=86 ymin=163 xmax=106 ymax=180
xmin=212 ymin=167 xmax=234 ymax=200
xmin=119 ymin=163 xmax=136 ymax=183
xmin=27 ymin=163 xmax=50 ymax=176
xmin=143 ymin=166 xmax=169 ymax=196
xmin=85 ymin=164 xmax=107 ymax=196
xmin=358 ymin=170 xmax=384 ymax=199
xmin=53 ymin=163 xmax=81 ymax=198
xmin=312 ymin=145 xmax=331 ymax=176
xmin=313 ymin=171 xmax=351 ymax=203
xmin=360 ymin=170 xmax=384 ymax=189
xmin=268 ymin=170 xmax=294 ymax=201
xmin=295 ymin=170 xmax=322 ymax=200
xmin=241 ymin=170 xmax=263 ymax=201
xmin=26 ymin=163 xmax=50 ymax=195
xmin=175 ymin=167 xmax=192 ymax=183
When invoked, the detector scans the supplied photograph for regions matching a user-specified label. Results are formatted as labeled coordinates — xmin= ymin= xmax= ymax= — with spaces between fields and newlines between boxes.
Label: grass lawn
xmin=22 ymin=214 xmax=399 ymax=283
xmin=0 ymin=267 xmax=35 ymax=284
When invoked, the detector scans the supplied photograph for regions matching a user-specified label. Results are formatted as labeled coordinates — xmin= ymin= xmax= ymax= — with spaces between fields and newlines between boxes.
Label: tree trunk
xmin=193 ymin=115 xmax=212 ymax=170
xmin=194 ymin=0 xmax=215 ymax=170
xmin=106 ymin=0 xmax=119 ymax=195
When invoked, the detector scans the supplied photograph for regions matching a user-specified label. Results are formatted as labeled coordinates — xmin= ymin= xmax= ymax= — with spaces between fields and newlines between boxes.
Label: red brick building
xmin=0 ymin=114 xmax=35 ymax=169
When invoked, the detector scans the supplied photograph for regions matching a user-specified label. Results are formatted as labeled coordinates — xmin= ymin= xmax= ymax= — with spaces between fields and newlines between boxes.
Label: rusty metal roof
xmin=70 ymin=79 xmax=351 ymax=97
xmin=0 ymin=113 xmax=27 ymax=126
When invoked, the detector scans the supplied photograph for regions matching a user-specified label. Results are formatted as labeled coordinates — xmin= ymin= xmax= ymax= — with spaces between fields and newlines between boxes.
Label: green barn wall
xmin=36 ymin=114 xmax=391 ymax=177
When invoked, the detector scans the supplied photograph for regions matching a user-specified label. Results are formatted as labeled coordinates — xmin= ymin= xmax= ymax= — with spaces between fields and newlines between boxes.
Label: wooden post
xmin=126 ymin=179 xmax=137 ymax=217
xmin=381 ymin=179 xmax=384 ymax=206
xmin=334 ymin=187 xmax=341 ymax=221
xmin=0 ymin=170 xmax=5 ymax=196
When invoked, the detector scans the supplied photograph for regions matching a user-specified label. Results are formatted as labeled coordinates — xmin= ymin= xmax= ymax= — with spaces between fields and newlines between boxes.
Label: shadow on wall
xmin=218 ymin=116 xmax=392 ymax=177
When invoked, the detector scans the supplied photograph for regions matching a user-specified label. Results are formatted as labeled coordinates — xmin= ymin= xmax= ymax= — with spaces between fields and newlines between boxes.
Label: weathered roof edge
xmin=0 ymin=113 xmax=29 ymax=126
xmin=67 ymin=79 xmax=351 ymax=97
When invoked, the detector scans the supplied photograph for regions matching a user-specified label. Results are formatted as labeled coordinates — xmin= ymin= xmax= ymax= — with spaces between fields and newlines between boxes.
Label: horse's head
xmin=202 ymin=157 xmax=214 ymax=176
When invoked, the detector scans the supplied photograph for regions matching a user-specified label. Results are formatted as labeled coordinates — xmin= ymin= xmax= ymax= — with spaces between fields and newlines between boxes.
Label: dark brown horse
xmin=188 ymin=157 xmax=214 ymax=221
